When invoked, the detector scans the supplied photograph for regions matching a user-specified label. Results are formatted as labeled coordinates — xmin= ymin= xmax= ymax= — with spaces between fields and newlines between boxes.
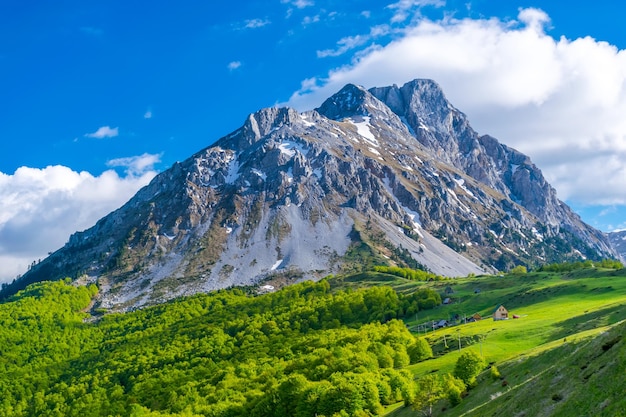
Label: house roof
xmin=492 ymin=304 xmax=508 ymax=314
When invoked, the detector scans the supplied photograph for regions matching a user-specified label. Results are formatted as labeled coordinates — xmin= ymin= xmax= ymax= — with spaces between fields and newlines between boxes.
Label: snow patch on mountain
xmin=225 ymin=157 xmax=240 ymax=184
xmin=347 ymin=116 xmax=379 ymax=146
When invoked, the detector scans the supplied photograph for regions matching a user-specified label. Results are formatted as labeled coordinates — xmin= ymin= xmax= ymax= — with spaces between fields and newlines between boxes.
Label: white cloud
xmin=107 ymin=153 xmax=162 ymax=177
xmin=244 ymin=18 xmax=271 ymax=29
xmin=317 ymin=35 xmax=367 ymax=58
xmin=0 ymin=158 xmax=159 ymax=283
xmin=227 ymin=61 xmax=242 ymax=71
xmin=387 ymin=0 xmax=445 ymax=23
xmin=302 ymin=14 xmax=320 ymax=26
xmin=144 ymin=109 xmax=152 ymax=119
xmin=287 ymin=8 xmax=626 ymax=208
xmin=316 ymin=25 xmax=393 ymax=58
xmin=281 ymin=0 xmax=314 ymax=8
xmin=85 ymin=125 xmax=119 ymax=139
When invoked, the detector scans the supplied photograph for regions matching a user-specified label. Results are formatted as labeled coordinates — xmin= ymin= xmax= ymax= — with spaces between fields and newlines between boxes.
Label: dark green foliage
xmin=0 ymin=279 xmax=430 ymax=416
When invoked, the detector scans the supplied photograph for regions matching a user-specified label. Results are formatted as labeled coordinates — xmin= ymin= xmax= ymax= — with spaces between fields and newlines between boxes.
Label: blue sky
xmin=1 ymin=0 xmax=626 ymax=281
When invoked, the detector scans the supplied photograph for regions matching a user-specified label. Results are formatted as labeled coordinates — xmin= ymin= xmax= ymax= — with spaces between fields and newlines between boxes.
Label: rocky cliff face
xmin=608 ymin=231 xmax=626 ymax=262
xmin=5 ymin=79 xmax=617 ymax=310
xmin=370 ymin=80 xmax=612 ymax=254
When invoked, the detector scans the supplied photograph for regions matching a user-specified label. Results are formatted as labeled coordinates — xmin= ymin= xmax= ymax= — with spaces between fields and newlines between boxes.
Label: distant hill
xmin=2 ymin=79 xmax=617 ymax=310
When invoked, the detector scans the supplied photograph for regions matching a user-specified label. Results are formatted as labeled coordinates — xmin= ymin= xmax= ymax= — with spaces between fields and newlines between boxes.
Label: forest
xmin=0 ymin=277 xmax=449 ymax=416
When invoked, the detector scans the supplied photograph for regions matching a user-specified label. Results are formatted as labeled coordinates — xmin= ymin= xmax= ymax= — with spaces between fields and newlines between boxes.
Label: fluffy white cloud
xmin=107 ymin=153 xmax=162 ymax=177
xmin=287 ymin=8 xmax=626 ymax=208
xmin=85 ymin=125 xmax=119 ymax=139
xmin=0 ymin=156 xmax=159 ymax=283
xmin=227 ymin=61 xmax=242 ymax=71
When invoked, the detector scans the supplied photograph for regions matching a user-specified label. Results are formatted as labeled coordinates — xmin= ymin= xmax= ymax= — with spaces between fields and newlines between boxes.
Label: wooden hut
xmin=493 ymin=305 xmax=509 ymax=321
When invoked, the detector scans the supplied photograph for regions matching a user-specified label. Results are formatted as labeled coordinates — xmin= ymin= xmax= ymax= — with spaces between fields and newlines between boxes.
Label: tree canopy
xmin=0 ymin=278 xmax=440 ymax=416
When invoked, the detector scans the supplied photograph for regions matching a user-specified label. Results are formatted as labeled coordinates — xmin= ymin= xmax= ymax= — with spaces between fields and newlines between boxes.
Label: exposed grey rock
xmin=5 ymin=79 xmax=618 ymax=311
xmin=370 ymin=79 xmax=614 ymax=256
xmin=608 ymin=231 xmax=626 ymax=262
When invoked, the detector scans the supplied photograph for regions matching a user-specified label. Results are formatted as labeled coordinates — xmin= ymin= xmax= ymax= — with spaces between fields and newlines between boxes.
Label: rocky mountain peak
xmin=370 ymin=79 xmax=475 ymax=166
xmin=316 ymin=83 xmax=399 ymax=122
xmin=235 ymin=107 xmax=302 ymax=147
xmin=3 ymin=78 xmax=618 ymax=311
xmin=316 ymin=83 xmax=370 ymax=119
xmin=370 ymin=79 xmax=452 ymax=121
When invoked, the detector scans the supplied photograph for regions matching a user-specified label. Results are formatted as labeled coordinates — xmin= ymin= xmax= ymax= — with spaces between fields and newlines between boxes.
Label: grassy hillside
xmin=377 ymin=266 xmax=626 ymax=416
xmin=1 ymin=264 xmax=625 ymax=416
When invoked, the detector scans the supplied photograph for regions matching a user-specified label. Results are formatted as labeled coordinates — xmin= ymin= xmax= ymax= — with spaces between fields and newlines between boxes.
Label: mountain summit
xmin=5 ymin=79 xmax=617 ymax=310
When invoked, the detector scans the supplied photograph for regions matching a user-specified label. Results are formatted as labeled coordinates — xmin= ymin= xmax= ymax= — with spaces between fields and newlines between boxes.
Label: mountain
xmin=3 ymin=79 xmax=617 ymax=311
xmin=608 ymin=230 xmax=626 ymax=261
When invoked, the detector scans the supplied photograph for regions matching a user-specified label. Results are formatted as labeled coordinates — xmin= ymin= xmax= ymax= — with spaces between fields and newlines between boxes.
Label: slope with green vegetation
xmin=1 ymin=261 xmax=625 ymax=416
xmin=384 ymin=262 xmax=626 ymax=416
xmin=0 ymin=278 xmax=442 ymax=417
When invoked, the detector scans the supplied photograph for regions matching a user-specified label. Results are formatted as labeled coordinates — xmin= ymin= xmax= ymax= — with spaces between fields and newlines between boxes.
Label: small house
xmin=444 ymin=286 xmax=454 ymax=295
xmin=493 ymin=305 xmax=509 ymax=321
xmin=433 ymin=319 xmax=449 ymax=329
xmin=443 ymin=297 xmax=451 ymax=305
xmin=472 ymin=313 xmax=482 ymax=321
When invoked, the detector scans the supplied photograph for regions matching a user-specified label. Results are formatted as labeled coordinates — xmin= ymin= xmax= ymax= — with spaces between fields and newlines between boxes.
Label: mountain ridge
xmin=3 ymin=79 xmax=618 ymax=310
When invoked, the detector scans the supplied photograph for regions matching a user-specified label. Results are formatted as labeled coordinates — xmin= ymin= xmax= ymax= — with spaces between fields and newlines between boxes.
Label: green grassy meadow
xmin=351 ymin=267 xmax=626 ymax=416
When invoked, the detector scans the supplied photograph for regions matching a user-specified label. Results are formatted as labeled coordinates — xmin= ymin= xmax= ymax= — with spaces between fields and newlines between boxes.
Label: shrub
xmin=509 ymin=265 xmax=527 ymax=274
xmin=443 ymin=374 xmax=466 ymax=407
xmin=490 ymin=365 xmax=501 ymax=380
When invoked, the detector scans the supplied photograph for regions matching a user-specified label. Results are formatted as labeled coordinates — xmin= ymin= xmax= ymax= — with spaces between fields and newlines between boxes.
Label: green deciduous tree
xmin=442 ymin=374 xmax=466 ymax=407
xmin=412 ymin=374 xmax=446 ymax=417
xmin=509 ymin=265 xmax=527 ymax=274
xmin=453 ymin=350 xmax=486 ymax=387
xmin=408 ymin=337 xmax=433 ymax=363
